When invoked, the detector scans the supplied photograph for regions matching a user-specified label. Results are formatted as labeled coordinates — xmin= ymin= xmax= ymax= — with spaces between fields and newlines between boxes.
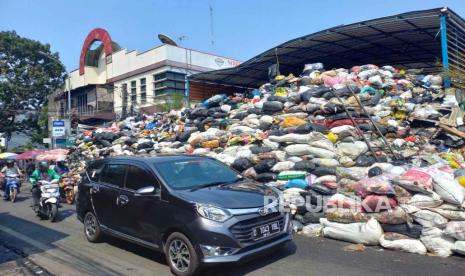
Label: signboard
xmin=43 ymin=138 xmax=52 ymax=144
xmin=52 ymin=120 xmax=66 ymax=137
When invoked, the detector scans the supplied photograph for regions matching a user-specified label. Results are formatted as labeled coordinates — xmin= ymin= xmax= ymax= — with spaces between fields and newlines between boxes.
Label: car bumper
xmin=201 ymin=233 xmax=292 ymax=263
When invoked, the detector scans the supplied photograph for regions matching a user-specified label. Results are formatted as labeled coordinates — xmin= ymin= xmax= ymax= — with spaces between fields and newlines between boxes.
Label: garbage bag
xmin=321 ymin=218 xmax=383 ymax=245
xmin=362 ymin=195 xmax=397 ymax=213
xmin=336 ymin=141 xmax=368 ymax=159
xmin=412 ymin=210 xmax=448 ymax=229
xmin=379 ymin=234 xmax=427 ymax=255
xmin=280 ymin=116 xmax=306 ymax=128
xmin=286 ymin=179 xmax=308 ymax=189
xmin=291 ymin=220 xmax=304 ymax=232
xmin=443 ymin=221 xmax=465 ymax=240
xmin=293 ymin=160 xmax=316 ymax=172
xmin=255 ymin=172 xmax=277 ymax=182
xmin=278 ymin=170 xmax=307 ymax=180
xmin=285 ymin=144 xmax=336 ymax=158
xmin=254 ymin=159 xmax=276 ymax=174
xmin=432 ymin=170 xmax=465 ymax=205
xmin=426 ymin=207 xmax=465 ymax=221
xmin=368 ymin=166 xmax=383 ymax=177
xmin=357 ymin=175 xmax=395 ymax=197
xmin=309 ymin=183 xmax=335 ymax=195
xmin=369 ymin=207 xmax=409 ymax=224
xmin=326 ymin=194 xmax=362 ymax=211
xmin=300 ymin=224 xmax=323 ymax=237
xmin=355 ymin=155 xmax=376 ymax=167
xmin=454 ymin=241 xmax=465 ymax=256
xmin=381 ymin=223 xmax=423 ymax=239
xmin=232 ymin=158 xmax=253 ymax=172
xmin=271 ymin=161 xmax=295 ymax=172
xmin=242 ymin=167 xmax=257 ymax=178
xmin=407 ymin=193 xmax=443 ymax=208
xmin=336 ymin=167 xmax=364 ymax=181
xmin=420 ymin=227 xmax=455 ymax=257
xmin=262 ymin=101 xmax=283 ymax=114
xmin=325 ymin=208 xmax=368 ymax=223
xmin=400 ymin=168 xmax=433 ymax=190
xmin=313 ymin=166 xmax=336 ymax=177
xmin=312 ymin=158 xmax=340 ymax=167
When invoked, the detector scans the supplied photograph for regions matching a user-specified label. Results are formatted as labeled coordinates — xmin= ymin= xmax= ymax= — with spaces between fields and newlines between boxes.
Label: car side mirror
xmin=135 ymin=186 xmax=160 ymax=197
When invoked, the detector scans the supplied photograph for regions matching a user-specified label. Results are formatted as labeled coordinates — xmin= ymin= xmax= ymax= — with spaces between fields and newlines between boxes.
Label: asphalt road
xmin=1 ymin=190 xmax=465 ymax=276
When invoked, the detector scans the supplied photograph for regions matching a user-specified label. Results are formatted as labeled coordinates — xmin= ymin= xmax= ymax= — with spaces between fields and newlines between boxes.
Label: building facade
xmin=48 ymin=28 xmax=240 ymax=123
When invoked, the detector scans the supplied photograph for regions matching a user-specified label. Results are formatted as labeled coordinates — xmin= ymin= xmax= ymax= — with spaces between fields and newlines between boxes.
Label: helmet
xmin=38 ymin=161 xmax=49 ymax=170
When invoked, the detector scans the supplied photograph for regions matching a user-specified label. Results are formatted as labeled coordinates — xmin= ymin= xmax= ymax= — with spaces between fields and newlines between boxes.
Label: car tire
xmin=165 ymin=232 xmax=200 ymax=276
xmin=84 ymin=212 xmax=102 ymax=243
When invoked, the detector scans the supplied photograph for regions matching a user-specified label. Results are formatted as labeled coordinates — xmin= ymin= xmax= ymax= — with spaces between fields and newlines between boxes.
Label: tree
xmin=159 ymin=92 xmax=185 ymax=112
xmin=0 ymin=31 xmax=65 ymax=148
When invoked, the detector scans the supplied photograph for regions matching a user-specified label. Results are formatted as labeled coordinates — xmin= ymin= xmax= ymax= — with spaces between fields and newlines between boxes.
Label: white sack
xmin=420 ymin=227 xmax=455 ymax=257
xmin=432 ymin=170 xmax=465 ymax=205
xmin=285 ymin=144 xmax=336 ymax=158
xmin=320 ymin=218 xmax=383 ymax=245
xmin=412 ymin=210 xmax=448 ymax=228
xmin=379 ymin=234 xmax=427 ymax=255
xmin=443 ymin=221 xmax=465 ymax=240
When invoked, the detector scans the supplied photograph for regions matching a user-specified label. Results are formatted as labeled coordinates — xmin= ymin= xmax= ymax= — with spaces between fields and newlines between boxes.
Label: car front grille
xmin=230 ymin=212 xmax=285 ymax=244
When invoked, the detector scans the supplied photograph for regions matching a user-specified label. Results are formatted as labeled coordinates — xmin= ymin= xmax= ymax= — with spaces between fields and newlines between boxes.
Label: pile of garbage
xmin=67 ymin=63 xmax=465 ymax=257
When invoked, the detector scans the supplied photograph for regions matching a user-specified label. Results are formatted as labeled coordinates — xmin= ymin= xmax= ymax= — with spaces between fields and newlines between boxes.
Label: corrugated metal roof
xmin=190 ymin=7 xmax=465 ymax=88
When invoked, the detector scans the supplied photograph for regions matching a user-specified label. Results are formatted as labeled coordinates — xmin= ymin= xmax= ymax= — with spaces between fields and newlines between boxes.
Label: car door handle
xmin=117 ymin=195 xmax=129 ymax=206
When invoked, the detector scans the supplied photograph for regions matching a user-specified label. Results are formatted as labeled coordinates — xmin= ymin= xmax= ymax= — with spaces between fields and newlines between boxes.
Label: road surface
xmin=0 ymin=189 xmax=465 ymax=276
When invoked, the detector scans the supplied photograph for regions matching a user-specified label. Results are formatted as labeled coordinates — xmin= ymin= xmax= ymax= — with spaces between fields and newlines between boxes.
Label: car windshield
xmin=154 ymin=159 xmax=241 ymax=190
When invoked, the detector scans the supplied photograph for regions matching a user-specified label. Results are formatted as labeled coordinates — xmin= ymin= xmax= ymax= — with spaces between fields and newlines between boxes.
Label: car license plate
xmin=252 ymin=221 xmax=280 ymax=240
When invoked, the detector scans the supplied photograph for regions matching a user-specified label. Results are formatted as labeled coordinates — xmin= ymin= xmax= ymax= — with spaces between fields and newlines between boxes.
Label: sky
xmin=1 ymin=0 xmax=464 ymax=72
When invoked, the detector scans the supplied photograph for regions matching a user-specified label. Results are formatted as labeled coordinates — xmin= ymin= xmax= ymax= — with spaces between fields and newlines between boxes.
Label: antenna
xmin=158 ymin=34 xmax=178 ymax=46
xmin=178 ymin=35 xmax=188 ymax=46
xmin=209 ymin=4 xmax=214 ymax=46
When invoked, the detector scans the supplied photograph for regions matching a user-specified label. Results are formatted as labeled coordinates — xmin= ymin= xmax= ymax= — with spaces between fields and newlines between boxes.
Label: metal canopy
xmin=190 ymin=7 xmax=465 ymax=88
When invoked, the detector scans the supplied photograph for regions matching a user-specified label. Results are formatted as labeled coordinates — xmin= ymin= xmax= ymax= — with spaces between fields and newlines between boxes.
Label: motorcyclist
xmin=29 ymin=161 xmax=60 ymax=210
xmin=1 ymin=159 xmax=23 ymax=200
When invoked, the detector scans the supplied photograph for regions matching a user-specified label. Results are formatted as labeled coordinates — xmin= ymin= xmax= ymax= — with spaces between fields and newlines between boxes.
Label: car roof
xmin=100 ymin=154 xmax=212 ymax=164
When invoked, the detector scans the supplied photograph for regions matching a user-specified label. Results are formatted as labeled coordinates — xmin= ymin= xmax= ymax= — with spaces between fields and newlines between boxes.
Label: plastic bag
xmin=325 ymin=208 xmax=368 ymax=223
xmin=336 ymin=141 xmax=368 ymax=159
xmin=326 ymin=194 xmax=362 ymax=211
xmin=412 ymin=210 xmax=448 ymax=229
xmin=379 ymin=234 xmax=427 ymax=255
xmin=357 ymin=175 xmax=396 ymax=197
xmin=420 ymin=227 xmax=454 ymax=257
xmin=312 ymin=158 xmax=339 ymax=167
xmin=278 ymin=170 xmax=307 ymax=180
xmin=242 ymin=167 xmax=257 ymax=178
xmin=255 ymin=172 xmax=277 ymax=182
xmin=231 ymin=158 xmax=253 ymax=172
xmin=407 ymin=193 xmax=443 ymax=208
xmin=362 ymin=195 xmax=397 ymax=213
xmin=292 ymin=160 xmax=315 ymax=172
xmin=400 ymin=168 xmax=433 ymax=190
xmin=369 ymin=207 xmax=409 ymax=225
xmin=321 ymin=218 xmax=383 ymax=245
xmin=443 ymin=221 xmax=465 ymax=240
xmin=454 ymin=241 xmax=465 ymax=255
xmin=285 ymin=144 xmax=336 ymax=158
xmin=381 ymin=223 xmax=423 ymax=239
xmin=271 ymin=161 xmax=295 ymax=172
xmin=280 ymin=116 xmax=306 ymax=128
xmin=254 ymin=159 xmax=276 ymax=174
xmin=286 ymin=179 xmax=308 ymax=189
xmin=336 ymin=167 xmax=364 ymax=181
xmin=432 ymin=170 xmax=465 ymax=205
xmin=300 ymin=223 xmax=323 ymax=237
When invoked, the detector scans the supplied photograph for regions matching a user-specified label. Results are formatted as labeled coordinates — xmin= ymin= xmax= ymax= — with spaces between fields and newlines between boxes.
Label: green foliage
xmin=0 ymin=31 xmax=65 ymax=142
xmin=159 ymin=92 xmax=185 ymax=112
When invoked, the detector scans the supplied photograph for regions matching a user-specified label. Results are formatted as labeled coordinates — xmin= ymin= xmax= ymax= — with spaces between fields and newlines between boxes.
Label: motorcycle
xmin=59 ymin=175 xmax=75 ymax=204
xmin=35 ymin=179 xmax=60 ymax=222
xmin=4 ymin=174 xmax=20 ymax=202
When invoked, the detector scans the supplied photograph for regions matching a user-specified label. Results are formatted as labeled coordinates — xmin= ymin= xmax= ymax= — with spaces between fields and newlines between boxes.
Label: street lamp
xmin=38 ymin=51 xmax=71 ymax=119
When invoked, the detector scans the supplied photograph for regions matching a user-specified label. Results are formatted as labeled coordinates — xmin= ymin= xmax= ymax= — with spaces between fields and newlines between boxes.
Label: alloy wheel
xmin=85 ymin=213 xmax=97 ymax=238
xmin=168 ymin=239 xmax=190 ymax=273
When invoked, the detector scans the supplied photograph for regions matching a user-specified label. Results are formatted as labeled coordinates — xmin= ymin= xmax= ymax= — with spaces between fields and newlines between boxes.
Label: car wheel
xmin=165 ymin=232 xmax=200 ymax=276
xmin=84 ymin=212 xmax=102 ymax=242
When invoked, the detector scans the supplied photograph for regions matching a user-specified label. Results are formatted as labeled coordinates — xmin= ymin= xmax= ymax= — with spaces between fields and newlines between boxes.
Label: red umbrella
xmin=36 ymin=149 xmax=69 ymax=161
xmin=15 ymin=150 xmax=44 ymax=160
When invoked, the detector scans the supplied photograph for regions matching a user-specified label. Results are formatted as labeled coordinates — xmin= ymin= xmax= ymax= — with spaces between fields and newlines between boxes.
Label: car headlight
xmin=196 ymin=204 xmax=232 ymax=222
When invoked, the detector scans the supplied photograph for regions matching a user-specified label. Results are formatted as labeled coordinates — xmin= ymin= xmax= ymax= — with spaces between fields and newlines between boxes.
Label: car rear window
xmin=154 ymin=159 xmax=239 ymax=189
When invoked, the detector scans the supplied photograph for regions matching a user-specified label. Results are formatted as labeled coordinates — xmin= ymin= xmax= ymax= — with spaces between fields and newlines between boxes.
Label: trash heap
xmin=68 ymin=63 xmax=465 ymax=258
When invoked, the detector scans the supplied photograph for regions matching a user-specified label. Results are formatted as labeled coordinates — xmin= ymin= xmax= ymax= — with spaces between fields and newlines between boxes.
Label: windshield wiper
xmin=189 ymin=178 xmax=244 ymax=192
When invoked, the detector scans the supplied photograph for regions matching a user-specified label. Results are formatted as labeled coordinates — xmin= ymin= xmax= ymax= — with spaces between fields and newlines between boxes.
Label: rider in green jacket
xmin=29 ymin=161 xmax=60 ymax=209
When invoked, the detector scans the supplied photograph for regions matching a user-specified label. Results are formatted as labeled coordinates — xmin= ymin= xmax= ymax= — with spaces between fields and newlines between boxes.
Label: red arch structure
xmin=79 ymin=28 xmax=114 ymax=75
